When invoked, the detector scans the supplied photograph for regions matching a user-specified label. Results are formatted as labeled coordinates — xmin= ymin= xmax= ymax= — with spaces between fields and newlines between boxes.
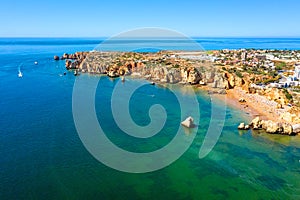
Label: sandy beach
xmin=225 ymin=87 xmax=289 ymax=123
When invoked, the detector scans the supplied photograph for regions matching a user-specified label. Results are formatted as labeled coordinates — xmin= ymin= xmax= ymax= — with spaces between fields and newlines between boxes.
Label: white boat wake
xmin=18 ymin=64 xmax=23 ymax=78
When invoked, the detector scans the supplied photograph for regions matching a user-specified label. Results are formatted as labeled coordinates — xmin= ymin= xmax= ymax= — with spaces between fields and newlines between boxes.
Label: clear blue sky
xmin=1 ymin=0 xmax=300 ymax=37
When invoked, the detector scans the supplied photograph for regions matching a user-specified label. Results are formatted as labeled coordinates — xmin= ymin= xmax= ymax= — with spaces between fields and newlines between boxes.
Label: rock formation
xmin=293 ymin=124 xmax=300 ymax=134
xmin=181 ymin=117 xmax=195 ymax=128
xmin=238 ymin=122 xmax=250 ymax=130
xmin=248 ymin=117 xmax=296 ymax=136
xmin=186 ymin=67 xmax=201 ymax=85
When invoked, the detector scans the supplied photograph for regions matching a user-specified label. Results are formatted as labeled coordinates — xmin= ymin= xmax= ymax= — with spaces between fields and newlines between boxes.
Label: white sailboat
xmin=18 ymin=70 xmax=23 ymax=78
xmin=18 ymin=64 xmax=23 ymax=78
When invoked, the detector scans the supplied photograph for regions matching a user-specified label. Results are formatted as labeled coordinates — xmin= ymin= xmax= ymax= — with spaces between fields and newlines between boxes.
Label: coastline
xmin=57 ymin=50 xmax=300 ymax=135
xmin=225 ymin=87 xmax=285 ymax=123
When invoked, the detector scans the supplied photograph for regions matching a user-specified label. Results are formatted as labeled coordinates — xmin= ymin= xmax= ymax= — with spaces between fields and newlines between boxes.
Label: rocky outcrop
xmin=239 ymin=98 xmax=246 ymax=103
xmin=135 ymin=65 xmax=203 ymax=85
xmin=282 ymin=123 xmax=293 ymax=135
xmin=262 ymin=120 xmax=283 ymax=134
xmin=248 ymin=117 xmax=296 ymax=136
xmin=186 ymin=67 xmax=201 ymax=85
xmin=65 ymin=60 xmax=72 ymax=68
xmin=260 ymin=88 xmax=289 ymax=105
xmin=61 ymin=52 xmax=88 ymax=60
xmin=58 ymin=51 xmax=234 ymax=90
xmin=108 ymin=67 xmax=119 ymax=78
xmin=280 ymin=112 xmax=300 ymax=124
xmin=293 ymin=124 xmax=300 ymax=134
xmin=238 ymin=123 xmax=250 ymax=130
xmin=211 ymin=73 xmax=228 ymax=89
xmin=61 ymin=52 xmax=89 ymax=70
xmin=250 ymin=117 xmax=262 ymax=130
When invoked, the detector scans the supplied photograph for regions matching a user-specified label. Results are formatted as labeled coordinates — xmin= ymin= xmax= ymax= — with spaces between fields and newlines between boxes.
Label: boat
xmin=18 ymin=71 xmax=23 ymax=78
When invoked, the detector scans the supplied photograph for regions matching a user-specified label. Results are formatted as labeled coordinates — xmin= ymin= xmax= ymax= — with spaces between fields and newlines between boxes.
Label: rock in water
xmin=282 ymin=123 xmax=293 ymax=135
xmin=265 ymin=121 xmax=281 ymax=134
xmin=250 ymin=117 xmax=262 ymax=130
xmin=238 ymin=122 xmax=250 ymax=130
xmin=54 ymin=55 xmax=60 ymax=61
xmin=238 ymin=123 xmax=245 ymax=130
xmin=65 ymin=60 xmax=72 ymax=68
xmin=181 ymin=117 xmax=195 ymax=128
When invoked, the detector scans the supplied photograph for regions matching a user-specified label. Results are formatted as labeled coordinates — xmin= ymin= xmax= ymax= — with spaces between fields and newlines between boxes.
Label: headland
xmin=54 ymin=49 xmax=300 ymax=136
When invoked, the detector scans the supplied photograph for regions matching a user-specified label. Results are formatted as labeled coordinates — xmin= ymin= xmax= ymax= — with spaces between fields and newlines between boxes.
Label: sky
xmin=1 ymin=0 xmax=300 ymax=37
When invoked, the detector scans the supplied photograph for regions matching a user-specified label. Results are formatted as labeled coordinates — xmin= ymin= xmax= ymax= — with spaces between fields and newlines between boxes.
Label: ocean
xmin=1 ymin=38 xmax=300 ymax=199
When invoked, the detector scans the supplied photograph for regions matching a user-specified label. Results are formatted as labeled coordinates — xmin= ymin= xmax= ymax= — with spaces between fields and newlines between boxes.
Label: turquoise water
xmin=1 ymin=38 xmax=300 ymax=199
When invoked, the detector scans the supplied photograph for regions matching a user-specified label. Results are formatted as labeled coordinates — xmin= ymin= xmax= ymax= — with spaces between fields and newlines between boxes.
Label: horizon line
xmin=1 ymin=36 xmax=300 ymax=39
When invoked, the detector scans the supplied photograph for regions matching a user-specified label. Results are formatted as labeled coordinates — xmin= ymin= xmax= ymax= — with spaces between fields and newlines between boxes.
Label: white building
xmin=295 ymin=65 xmax=300 ymax=80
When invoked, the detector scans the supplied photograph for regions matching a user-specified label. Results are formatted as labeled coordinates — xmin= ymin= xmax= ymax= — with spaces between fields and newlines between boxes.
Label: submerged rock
xmin=181 ymin=117 xmax=195 ymax=128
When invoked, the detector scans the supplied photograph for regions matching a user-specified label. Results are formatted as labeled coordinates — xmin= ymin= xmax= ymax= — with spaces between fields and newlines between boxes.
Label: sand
xmin=224 ymin=87 xmax=289 ymax=123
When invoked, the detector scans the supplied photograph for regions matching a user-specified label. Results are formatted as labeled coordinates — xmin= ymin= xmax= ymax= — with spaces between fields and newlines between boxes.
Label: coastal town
xmin=55 ymin=49 xmax=300 ymax=135
xmin=211 ymin=49 xmax=300 ymax=88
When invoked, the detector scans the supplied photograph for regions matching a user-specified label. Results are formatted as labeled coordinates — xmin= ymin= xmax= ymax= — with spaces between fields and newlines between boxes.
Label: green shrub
xmin=283 ymin=89 xmax=293 ymax=101
xmin=275 ymin=62 xmax=286 ymax=70
xmin=235 ymin=71 xmax=243 ymax=78
xmin=173 ymin=64 xmax=180 ymax=68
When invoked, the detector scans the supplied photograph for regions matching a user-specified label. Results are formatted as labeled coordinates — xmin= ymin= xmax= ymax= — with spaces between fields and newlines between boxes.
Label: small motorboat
xmin=18 ymin=71 xmax=23 ymax=78
xmin=34 ymin=61 xmax=38 ymax=65
xmin=121 ymin=76 xmax=125 ymax=82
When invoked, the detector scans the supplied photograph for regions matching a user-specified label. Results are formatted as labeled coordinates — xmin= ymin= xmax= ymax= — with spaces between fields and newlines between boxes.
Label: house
xmin=256 ymin=54 xmax=267 ymax=61
xmin=241 ymin=52 xmax=247 ymax=61
xmin=294 ymin=64 xmax=300 ymax=80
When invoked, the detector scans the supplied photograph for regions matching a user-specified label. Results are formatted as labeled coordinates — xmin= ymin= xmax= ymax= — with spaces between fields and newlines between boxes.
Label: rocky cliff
xmin=59 ymin=51 xmax=233 ymax=90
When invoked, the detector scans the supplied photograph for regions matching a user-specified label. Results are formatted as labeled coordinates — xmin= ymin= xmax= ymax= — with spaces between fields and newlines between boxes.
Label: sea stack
xmin=181 ymin=117 xmax=195 ymax=128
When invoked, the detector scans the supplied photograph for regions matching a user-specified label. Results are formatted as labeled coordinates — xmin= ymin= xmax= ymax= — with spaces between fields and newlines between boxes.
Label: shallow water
xmin=1 ymin=38 xmax=300 ymax=199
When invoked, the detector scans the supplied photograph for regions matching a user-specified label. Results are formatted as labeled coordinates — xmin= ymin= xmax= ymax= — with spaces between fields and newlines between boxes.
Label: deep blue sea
xmin=1 ymin=38 xmax=300 ymax=199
